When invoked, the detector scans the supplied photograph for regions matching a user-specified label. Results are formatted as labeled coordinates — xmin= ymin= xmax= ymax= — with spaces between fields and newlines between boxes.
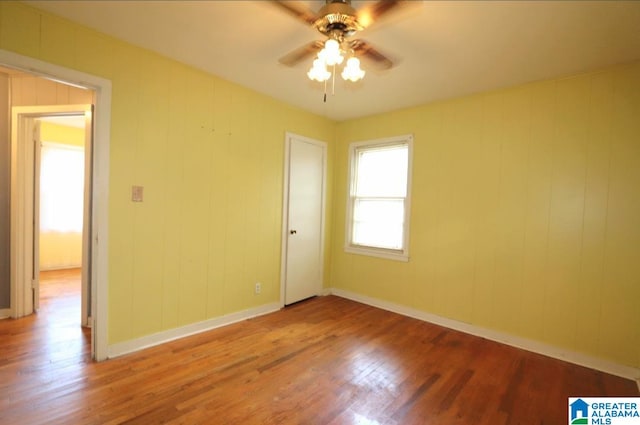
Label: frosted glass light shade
xmin=341 ymin=57 xmax=365 ymax=82
xmin=319 ymin=39 xmax=344 ymax=66
xmin=307 ymin=58 xmax=331 ymax=82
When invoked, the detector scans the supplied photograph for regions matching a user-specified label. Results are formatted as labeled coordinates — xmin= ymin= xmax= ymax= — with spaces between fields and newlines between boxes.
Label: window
xmin=40 ymin=142 xmax=85 ymax=233
xmin=345 ymin=135 xmax=413 ymax=261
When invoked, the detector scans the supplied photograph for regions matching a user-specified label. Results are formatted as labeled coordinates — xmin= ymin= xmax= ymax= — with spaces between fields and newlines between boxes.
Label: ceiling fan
xmin=274 ymin=0 xmax=406 ymax=85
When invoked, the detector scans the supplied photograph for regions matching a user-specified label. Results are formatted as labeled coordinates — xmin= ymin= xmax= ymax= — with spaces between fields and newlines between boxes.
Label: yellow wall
xmin=0 ymin=2 xmax=335 ymax=344
xmin=332 ymin=62 xmax=640 ymax=369
xmin=39 ymin=122 xmax=85 ymax=270
xmin=39 ymin=121 xmax=85 ymax=147
xmin=39 ymin=232 xmax=81 ymax=270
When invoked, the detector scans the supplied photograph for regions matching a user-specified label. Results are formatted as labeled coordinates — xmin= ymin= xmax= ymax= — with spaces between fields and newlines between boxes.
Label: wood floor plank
xmin=0 ymin=269 xmax=638 ymax=424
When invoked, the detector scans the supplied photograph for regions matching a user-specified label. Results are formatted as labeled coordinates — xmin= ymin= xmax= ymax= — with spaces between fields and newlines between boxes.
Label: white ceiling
xmin=26 ymin=1 xmax=640 ymax=121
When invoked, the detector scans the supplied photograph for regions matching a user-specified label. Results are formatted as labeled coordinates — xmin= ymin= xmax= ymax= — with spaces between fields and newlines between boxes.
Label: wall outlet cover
xmin=132 ymin=185 xmax=143 ymax=202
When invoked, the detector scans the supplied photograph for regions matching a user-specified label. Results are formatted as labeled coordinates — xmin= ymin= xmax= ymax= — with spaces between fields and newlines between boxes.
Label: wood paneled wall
xmin=332 ymin=62 xmax=640 ymax=369
xmin=0 ymin=2 xmax=335 ymax=346
xmin=10 ymin=74 xmax=94 ymax=106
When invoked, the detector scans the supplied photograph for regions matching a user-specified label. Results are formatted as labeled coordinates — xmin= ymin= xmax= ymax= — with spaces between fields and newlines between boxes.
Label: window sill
xmin=344 ymin=245 xmax=409 ymax=262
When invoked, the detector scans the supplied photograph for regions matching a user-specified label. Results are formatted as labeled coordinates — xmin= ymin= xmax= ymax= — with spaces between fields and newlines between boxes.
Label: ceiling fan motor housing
xmin=275 ymin=0 xmax=395 ymax=71
xmin=314 ymin=1 xmax=363 ymax=38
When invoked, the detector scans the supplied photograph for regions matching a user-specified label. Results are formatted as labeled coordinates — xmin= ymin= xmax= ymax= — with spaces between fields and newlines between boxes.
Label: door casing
xmin=1 ymin=48 xmax=112 ymax=361
xmin=11 ymin=107 xmax=92 ymax=325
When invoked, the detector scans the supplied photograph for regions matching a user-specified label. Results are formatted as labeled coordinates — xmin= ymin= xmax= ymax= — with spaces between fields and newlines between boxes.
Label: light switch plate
xmin=132 ymin=185 xmax=143 ymax=202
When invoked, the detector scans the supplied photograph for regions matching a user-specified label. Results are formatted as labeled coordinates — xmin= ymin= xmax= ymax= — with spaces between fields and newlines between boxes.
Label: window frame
xmin=345 ymin=134 xmax=413 ymax=262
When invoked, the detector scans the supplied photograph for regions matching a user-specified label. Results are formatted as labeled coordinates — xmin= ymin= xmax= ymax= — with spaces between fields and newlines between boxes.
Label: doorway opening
xmin=36 ymin=114 xmax=90 ymax=330
xmin=11 ymin=105 xmax=94 ymax=355
xmin=0 ymin=48 xmax=112 ymax=360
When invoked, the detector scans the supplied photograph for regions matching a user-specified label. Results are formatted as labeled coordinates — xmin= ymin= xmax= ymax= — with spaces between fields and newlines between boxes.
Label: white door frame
xmin=279 ymin=132 xmax=327 ymax=307
xmin=1 ymin=49 xmax=111 ymax=361
xmin=11 ymin=106 xmax=92 ymax=325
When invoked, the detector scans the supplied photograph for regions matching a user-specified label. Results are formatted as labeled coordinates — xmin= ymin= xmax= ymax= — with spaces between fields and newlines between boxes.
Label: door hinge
xmin=31 ymin=279 xmax=37 ymax=289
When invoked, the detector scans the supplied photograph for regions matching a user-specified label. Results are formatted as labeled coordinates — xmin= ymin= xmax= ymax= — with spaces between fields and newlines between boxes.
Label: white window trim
xmin=345 ymin=134 xmax=413 ymax=262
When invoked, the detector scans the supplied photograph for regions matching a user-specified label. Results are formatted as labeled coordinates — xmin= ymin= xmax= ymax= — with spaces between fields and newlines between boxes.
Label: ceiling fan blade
xmin=357 ymin=0 xmax=406 ymax=28
xmin=349 ymin=39 xmax=393 ymax=70
xmin=278 ymin=40 xmax=324 ymax=67
xmin=271 ymin=1 xmax=318 ymax=26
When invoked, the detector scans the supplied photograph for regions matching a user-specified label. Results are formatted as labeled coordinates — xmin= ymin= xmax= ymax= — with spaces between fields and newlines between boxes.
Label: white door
xmin=32 ymin=121 xmax=42 ymax=311
xmin=81 ymin=108 xmax=93 ymax=329
xmin=283 ymin=134 xmax=326 ymax=305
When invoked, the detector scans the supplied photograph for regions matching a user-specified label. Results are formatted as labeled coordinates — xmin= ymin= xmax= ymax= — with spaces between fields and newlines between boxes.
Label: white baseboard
xmin=108 ymin=302 xmax=281 ymax=359
xmin=329 ymin=288 xmax=640 ymax=383
xmin=40 ymin=265 xmax=82 ymax=271
xmin=0 ymin=308 xmax=11 ymax=319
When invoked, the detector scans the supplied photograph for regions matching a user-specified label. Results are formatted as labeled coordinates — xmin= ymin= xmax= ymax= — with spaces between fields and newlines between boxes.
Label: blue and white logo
xmin=569 ymin=398 xmax=640 ymax=425
xmin=571 ymin=399 xmax=589 ymax=424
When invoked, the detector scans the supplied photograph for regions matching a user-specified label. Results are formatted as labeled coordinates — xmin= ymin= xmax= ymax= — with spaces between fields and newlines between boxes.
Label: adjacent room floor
xmin=0 ymin=271 xmax=637 ymax=424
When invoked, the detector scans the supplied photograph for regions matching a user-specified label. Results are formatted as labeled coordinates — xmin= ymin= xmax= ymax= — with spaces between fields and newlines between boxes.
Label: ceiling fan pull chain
xmin=324 ymin=79 xmax=327 ymax=103
xmin=332 ymin=64 xmax=336 ymax=95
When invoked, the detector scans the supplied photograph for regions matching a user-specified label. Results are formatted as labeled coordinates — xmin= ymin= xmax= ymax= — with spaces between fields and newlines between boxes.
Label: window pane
xmin=346 ymin=136 xmax=412 ymax=259
xmin=355 ymin=145 xmax=407 ymax=197
xmin=40 ymin=144 xmax=85 ymax=233
xmin=352 ymin=199 xmax=404 ymax=249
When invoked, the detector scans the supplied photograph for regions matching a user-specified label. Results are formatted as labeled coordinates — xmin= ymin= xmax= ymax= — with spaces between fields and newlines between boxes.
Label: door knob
xmin=290 ymin=230 xmax=297 ymax=235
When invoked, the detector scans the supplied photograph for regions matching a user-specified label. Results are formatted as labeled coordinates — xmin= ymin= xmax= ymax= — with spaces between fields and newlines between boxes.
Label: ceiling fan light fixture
xmin=274 ymin=0 xmax=399 ymax=95
xmin=307 ymin=58 xmax=331 ymax=82
xmin=319 ymin=38 xmax=344 ymax=66
xmin=341 ymin=56 xmax=365 ymax=82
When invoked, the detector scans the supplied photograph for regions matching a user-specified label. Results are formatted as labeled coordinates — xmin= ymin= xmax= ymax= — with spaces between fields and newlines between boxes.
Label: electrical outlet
xmin=255 ymin=282 xmax=261 ymax=294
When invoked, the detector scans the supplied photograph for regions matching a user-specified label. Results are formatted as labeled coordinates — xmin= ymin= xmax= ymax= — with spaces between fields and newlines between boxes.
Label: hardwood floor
xmin=0 ymin=275 xmax=637 ymax=424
